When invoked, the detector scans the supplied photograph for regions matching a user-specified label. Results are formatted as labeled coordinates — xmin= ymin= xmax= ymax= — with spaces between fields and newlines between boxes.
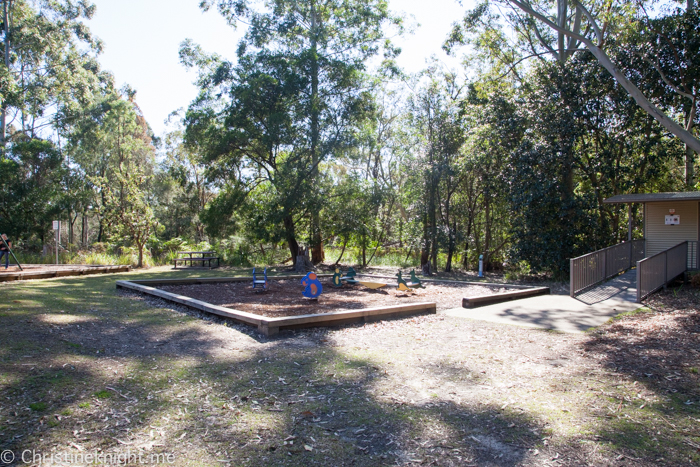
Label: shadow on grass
xmin=580 ymin=288 xmax=700 ymax=465
xmin=0 ymin=272 xmax=545 ymax=466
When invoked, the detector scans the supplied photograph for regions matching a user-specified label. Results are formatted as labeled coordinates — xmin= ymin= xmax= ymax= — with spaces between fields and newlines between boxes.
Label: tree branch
xmin=637 ymin=52 xmax=695 ymax=101
xmin=572 ymin=0 xmax=602 ymax=44
xmin=507 ymin=0 xmax=700 ymax=154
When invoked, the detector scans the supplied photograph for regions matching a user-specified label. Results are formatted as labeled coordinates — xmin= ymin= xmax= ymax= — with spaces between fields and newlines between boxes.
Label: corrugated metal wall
xmin=645 ymin=201 xmax=699 ymax=256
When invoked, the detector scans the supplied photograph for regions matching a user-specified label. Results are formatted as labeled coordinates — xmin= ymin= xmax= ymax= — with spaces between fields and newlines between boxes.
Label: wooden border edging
xmin=462 ymin=287 xmax=550 ymax=308
xmin=355 ymin=274 xmax=540 ymax=290
xmin=0 ymin=265 xmax=130 ymax=282
xmin=116 ymin=279 xmax=435 ymax=336
xmin=127 ymin=274 xmax=332 ymax=287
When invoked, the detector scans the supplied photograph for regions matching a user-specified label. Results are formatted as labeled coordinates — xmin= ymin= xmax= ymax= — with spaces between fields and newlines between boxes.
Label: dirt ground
xmin=0 ymin=267 xmax=698 ymax=466
xmin=159 ymin=280 xmax=511 ymax=317
xmin=0 ymin=264 xmax=116 ymax=274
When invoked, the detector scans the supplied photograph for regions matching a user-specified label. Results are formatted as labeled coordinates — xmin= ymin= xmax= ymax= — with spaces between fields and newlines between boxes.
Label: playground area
xmin=157 ymin=278 xmax=512 ymax=318
xmin=116 ymin=271 xmax=539 ymax=336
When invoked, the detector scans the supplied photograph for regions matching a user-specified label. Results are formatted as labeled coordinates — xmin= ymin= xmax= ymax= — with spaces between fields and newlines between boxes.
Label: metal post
xmin=663 ymin=252 xmax=667 ymax=289
xmin=569 ymin=258 xmax=574 ymax=297
xmin=628 ymin=203 xmax=633 ymax=242
xmin=602 ymin=247 xmax=607 ymax=280
xmin=629 ymin=241 xmax=632 ymax=270
xmin=636 ymin=259 xmax=641 ymax=302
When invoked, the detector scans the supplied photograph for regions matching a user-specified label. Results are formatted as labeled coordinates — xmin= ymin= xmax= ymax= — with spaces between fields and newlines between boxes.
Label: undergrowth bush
xmin=11 ymin=248 xmax=157 ymax=268
xmin=690 ymin=272 xmax=700 ymax=288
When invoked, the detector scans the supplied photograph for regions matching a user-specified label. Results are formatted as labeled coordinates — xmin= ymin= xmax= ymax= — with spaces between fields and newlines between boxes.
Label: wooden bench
xmin=173 ymin=251 xmax=220 ymax=269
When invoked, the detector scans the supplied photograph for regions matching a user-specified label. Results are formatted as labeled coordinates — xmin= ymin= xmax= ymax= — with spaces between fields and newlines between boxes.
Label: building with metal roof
xmin=571 ymin=192 xmax=700 ymax=302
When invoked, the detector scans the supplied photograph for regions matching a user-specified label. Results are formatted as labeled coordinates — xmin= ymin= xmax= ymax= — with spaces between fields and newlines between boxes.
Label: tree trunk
xmin=1 ymin=0 xmax=10 ymax=151
xmin=429 ymin=176 xmax=438 ymax=273
xmin=68 ymin=210 xmax=79 ymax=248
xmin=284 ymin=214 xmax=299 ymax=268
xmin=462 ymin=203 xmax=474 ymax=269
xmin=461 ymin=239 xmax=469 ymax=269
xmin=445 ymin=218 xmax=456 ymax=272
xmin=423 ymin=170 xmax=437 ymax=273
xmin=97 ymin=189 xmax=106 ymax=243
xmin=361 ymin=235 xmax=367 ymax=267
xmin=309 ymin=2 xmax=324 ymax=264
xmin=82 ymin=210 xmax=87 ymax=247
xmin=483 ymin=183 xmax=492 ymax=270
xmin=420 ymin=209 xmax=431 ymax=273
xmin=137 ymin=243 xmax=143 ymax=268
xmin=404 ymin=246 xmax=413 ymax=263
xmin=685 ymin=100 xmax=697 ymax=187
xmin=686 ymin=145 xmax=695 ymax=188
xmin=334 ymin=237 xmax=348 ymax=265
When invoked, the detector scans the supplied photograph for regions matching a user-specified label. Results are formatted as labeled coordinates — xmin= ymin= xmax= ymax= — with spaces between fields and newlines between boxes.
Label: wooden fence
xmin=570 ymin=239 xmax=646 ymax=297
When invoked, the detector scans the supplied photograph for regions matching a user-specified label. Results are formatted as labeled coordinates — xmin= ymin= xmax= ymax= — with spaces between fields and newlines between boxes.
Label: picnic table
xmin=173 ymin=251 xmax=220 ymax=269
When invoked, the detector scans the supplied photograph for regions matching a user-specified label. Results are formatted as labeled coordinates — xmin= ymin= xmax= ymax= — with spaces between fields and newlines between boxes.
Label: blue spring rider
xmin=252 ymin=267 xmax=268 ymax=291
xmin=301 ymin=272 xmax=323 ymax=299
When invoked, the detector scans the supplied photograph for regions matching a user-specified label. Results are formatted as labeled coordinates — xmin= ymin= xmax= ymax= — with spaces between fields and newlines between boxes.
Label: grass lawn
xmin=0 ymin=266 xmax=698 ymax=466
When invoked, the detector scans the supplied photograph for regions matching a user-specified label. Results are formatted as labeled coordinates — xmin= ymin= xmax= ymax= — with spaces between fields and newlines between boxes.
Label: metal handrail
xmin=570 ymin=239 xmax=645 ymax=297
xmin=636 ymin=241 xmax=688 ymax=302
xmin=688 ymin=241 xmax=699 ymax=270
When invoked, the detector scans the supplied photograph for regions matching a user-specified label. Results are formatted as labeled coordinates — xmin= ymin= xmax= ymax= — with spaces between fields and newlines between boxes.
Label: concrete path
xmin=442 ymin=270 xmax=641 ymax=333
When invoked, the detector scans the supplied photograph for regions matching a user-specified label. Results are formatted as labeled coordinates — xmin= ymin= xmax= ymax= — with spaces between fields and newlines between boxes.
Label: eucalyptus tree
xmin=619 ymin=2 xmax=700 ymax=186
xmin=154 ymin=124 xmax=213 ymax=242
xmin=184 ymin=0 xmax=402 ymax=266
xmin=89 ymin=96 xmax=157 ymax=268
xmin=446 ymin=1 xmax=595 ymax=251
xmin=0 ymin=0 xmax=103 ymax=151
xmin=502 ymin=0 xmax=700 ymax=156
xmin=449 ymin=1 xmax=700 ymax=180
xmin=458 ymin=78 xmax=520 ymax=272
xmin=0 ymin=0 xmax=106 ymax=249
xmin=65 ymin=87 xmax=156 ymax=245
xmin=326 ymin=86 xmax=404 ymax=266
xmin=0 ymin=138 xmax=64 ymax=245
xmin=404 ymin=68 xmax=466 ymax=273
xmin=507 ymin=51 xmax=684 ymax=276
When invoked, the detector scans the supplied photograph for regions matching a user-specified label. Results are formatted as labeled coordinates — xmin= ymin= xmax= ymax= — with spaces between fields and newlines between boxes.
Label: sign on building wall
xmin=665 ymin=215 xmax=680 ymax=225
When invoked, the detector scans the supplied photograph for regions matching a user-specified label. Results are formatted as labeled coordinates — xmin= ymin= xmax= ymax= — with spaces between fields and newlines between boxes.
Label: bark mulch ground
xmin=159 ymin=279 xmax=511 ymax=317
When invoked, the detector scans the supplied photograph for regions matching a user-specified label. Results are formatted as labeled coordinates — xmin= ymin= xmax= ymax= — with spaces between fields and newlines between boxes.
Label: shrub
xmin=690 ymin=272 xmax=700 ymax=288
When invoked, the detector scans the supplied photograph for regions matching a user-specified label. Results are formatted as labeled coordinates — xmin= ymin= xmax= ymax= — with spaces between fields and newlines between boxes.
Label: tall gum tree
xmin=90 ymin=96 xmax=157 ymax=268
xmin=1 ymin=0 xmax=103 ymax=153
xmin=187 ymin=0 xmax=402 ymax=265
xmin=504 ymin=0 xmax=700 ymax=159
xmin=623 ymin=2 xmax=700 ymax=186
